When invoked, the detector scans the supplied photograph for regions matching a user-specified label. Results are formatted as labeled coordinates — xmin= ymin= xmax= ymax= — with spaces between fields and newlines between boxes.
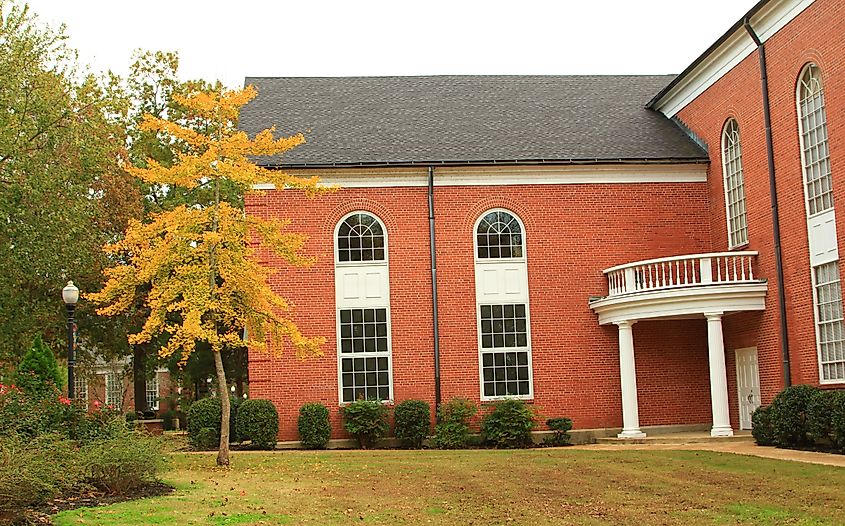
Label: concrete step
xmin=595 ymin=432 xmax=755 ymax=445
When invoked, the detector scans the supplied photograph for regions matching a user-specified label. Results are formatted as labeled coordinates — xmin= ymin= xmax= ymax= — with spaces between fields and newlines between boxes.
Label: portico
xmin=590 ymin=252 xmax=767 ymax=438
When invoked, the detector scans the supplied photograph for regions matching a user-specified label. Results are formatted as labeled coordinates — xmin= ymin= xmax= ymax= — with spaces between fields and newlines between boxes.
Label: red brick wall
xmin=676 ymin=0 xmax=845 ymax=402
xmin=246 ymin=181 xmax=715 ymax=440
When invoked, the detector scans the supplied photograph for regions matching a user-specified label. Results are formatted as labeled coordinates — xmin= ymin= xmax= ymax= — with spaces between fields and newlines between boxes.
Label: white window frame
xmin=73 ymin=375 xmax=88 ymax=403
xmin=721 ymin=118 xmax=749 ymax=248
xmin=105 ymin=371 xmax=122 ymax=409
xmin=796 ymin=63 xmax=845 ymax=384
xmin=146 ymin=374 xmax=160 ymax=411
xmin=334 ymin=211 xmax=394 ymax=403
xmin=473 ymin=209 xmax=534 ymax=400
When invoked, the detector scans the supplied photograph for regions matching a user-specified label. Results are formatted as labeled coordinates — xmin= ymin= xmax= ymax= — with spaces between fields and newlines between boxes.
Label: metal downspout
xmin=428 ymin=166 xmax=443 ymax=409
xmin=744 ymin=19 xmax=792 ymax=386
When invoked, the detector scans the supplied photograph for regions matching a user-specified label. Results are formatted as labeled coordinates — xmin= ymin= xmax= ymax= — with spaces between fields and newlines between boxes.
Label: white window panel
xmin=105 ymin=372 xmax=122 ymax=409
xmin=73 ymin=375 xmax=88 ymax=403
xmin=815 ymin=262 xmax=845 ymax=382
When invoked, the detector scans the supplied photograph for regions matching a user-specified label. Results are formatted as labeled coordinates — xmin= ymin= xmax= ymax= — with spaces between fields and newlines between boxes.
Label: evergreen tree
xmin=15 ymin=334 xmax=62 ymax=394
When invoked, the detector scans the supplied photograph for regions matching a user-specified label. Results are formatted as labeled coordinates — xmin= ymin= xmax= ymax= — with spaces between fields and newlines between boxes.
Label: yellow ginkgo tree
xmin=89 ymin=86 xmax=328 ymax=466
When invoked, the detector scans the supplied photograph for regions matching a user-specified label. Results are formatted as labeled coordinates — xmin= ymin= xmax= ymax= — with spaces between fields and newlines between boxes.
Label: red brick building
xmin=241 ymin=0 xmax=844 ymax=442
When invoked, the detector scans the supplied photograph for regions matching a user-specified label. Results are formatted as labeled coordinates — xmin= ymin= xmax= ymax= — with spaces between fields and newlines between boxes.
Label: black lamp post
xmin=62 ymin=281 xmax=79 ymax=399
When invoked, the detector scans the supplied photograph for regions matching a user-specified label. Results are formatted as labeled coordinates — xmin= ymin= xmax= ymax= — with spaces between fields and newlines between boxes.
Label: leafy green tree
xmin=0 ymin=0 xmax=141 ymax=367
xmin=14 ymin=334 xmax=62 ymax=394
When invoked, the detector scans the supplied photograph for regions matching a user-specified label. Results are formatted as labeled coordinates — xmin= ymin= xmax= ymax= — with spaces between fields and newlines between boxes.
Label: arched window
xmin=337 ymin=212 xmax=386 ymax=263
xmin=721 ymin=119 xmax=748 ymax=248
xmin=476 ymin=210 xmax=524 ymax=259
xmin=797 ymin=64 xmax=845 ymax=383
xmin=334 ymin=212 xmax=393 ymax=402
xmin=473 ymin=209 xmax=533 ymax=399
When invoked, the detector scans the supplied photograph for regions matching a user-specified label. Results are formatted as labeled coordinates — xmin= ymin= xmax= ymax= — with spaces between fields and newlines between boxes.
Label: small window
xmin=476 ymin=210 xmax=524 ymax=259
xmin=798 ymin=64 xmax=833 ymax=216
xmin=721 ymin=119 xmax=748 ymax=247
xmin=105 ymin=372 xmax=122 ymax=409
xmin=146 ymin=375 xmax=160 ymax=411
xmin=337 ymin=213 xmax=386 ymax=262
xmin=73 ymin=375 xmax=88 ymax=402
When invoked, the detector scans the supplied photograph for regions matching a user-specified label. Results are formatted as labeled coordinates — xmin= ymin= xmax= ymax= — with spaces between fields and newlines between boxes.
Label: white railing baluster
xmin=602 ymin=251 xmax=759 ymax=298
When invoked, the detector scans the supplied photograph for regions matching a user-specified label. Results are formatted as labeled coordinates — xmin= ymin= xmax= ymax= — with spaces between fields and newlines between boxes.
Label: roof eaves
xmin=646 ymin=0 xmax=771 ymax=110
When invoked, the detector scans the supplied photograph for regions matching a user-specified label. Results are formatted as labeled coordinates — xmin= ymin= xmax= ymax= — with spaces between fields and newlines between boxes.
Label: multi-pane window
xmin=73 ymin=375 xmax=88 ymax=402
xmin=480 ymin=304 xmax=531 ymax=397
xmin=335 ymin=212 xmax=393 ymax=403
xmin=476 ymin=210 xmax=523 ymax=259
xmin=105 ymin=372 xmax=122 ymax=409
xmin=815 ymin=263 xmax=845 ymax=381
xmin=474 ymin=209 xmax=533 ymax=399
xmin=799 ymin=64 xmax=833 ymax=216
xmin=339 ymin=308 xmax=391 ymax=402
xmin=337 ymin=213 xmax=386 ymax=262
xmin=797 ymin=64 xmax=845 ymax=383
xmin=146 ymin=375 xmax=159 ymax=411
xmin=721 ymin=119 xmax=748 ymax=247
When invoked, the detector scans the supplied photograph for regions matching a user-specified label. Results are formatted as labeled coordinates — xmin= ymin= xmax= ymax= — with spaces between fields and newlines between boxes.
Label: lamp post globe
xmin=63 ymin=281 xmax=79 ymax=399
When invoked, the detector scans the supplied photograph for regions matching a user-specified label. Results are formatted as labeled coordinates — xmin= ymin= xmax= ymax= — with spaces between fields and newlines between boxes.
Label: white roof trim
xmin=251 ymin=163 xmax=707 ymax=190
xmin=655 ymin=0 xmax=815 ymax=118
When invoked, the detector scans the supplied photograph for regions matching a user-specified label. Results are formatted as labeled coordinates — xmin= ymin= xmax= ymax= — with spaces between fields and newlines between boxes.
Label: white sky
xmin=26 ymin=0 xmax=758 ymax=88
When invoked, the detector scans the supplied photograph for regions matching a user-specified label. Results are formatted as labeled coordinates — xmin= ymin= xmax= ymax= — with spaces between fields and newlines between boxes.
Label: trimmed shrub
xmin=230 ymin=395 xmax=244 ymax=443
xmin=481 ymin=399 xmax=536 ymax=448
xmin=14 ymin=335 xmax=62 ymax=395
xmin=235 ymin=399 xmax=279 ymax=450
xmin=829 ymin=390 xmax=845 ymax=450
xmin=298 ymin=403 xmax=331 ymax=449
xmin=187 ymin=397 xmax=221 ymax=450
xmin=393 ymin=399 xmax=430 ymax=448
xmin=807 ymin=389 xmax=833 ymax=443
xmin=543 ymin=417 xmax=573 ymax=446
xmin=751 ymin=405 xmax=775 ymax=446
xmin=341 ymin=400 xmax=389 ymax=448
xmin=432 ymin=398 xmax=477 ymax=449
xmin=769 ymin=384 xmax=819 ymax=447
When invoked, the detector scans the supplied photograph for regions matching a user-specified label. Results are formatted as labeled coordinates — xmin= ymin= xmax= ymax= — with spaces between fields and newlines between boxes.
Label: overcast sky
xmin=26 ymin=0 xmax=758 ymax=88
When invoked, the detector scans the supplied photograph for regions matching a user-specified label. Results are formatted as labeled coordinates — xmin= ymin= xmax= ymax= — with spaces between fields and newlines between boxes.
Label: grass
xmin=53 ymin=449 xmax=845 ymax=525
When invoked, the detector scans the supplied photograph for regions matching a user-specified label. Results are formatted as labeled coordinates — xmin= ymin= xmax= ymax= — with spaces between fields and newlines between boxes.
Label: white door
xmin=735 ymin=347 xmax=761 ymax=430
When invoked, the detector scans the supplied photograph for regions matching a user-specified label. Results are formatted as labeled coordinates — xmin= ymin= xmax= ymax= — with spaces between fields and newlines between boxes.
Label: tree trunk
xmin=133 ymin=345 xmax=146 ymax=415
xmin=214 ymin=349 xmax=230 ymax=466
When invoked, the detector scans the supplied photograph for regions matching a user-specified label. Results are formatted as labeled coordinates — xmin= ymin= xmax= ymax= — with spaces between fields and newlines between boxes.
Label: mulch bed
xmin=1 ymin=482 xmax=174 ymax=525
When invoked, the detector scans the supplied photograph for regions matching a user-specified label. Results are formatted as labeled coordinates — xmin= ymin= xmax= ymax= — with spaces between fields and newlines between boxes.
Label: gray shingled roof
xmin=239 ymin=75 xmax=707 ymax=166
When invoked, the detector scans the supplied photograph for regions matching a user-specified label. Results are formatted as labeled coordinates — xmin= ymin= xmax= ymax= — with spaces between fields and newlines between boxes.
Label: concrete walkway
xmin=577 ymin=441 xmax=845 ymax=468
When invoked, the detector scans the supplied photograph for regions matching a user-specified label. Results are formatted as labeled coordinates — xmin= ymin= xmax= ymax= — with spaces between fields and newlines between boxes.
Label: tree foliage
xmin=0 ymin=1 xmax=142 ymax=366
xmin=14 ymin=334 xmax=62 ymax=394
xmin=89 ymin=86 xmax=329 ymax=465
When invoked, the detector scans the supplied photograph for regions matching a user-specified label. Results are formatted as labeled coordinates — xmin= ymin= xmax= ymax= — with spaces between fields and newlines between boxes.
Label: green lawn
xmin=54 ymin=449 xmax=845 ymax=525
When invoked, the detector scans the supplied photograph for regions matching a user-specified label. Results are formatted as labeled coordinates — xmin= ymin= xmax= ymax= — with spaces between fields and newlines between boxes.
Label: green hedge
xmin=544 ymin=417 xmax=573 ymax=446
xmin=341 ymin=399 xmax=388 ymax=448
xmin=298 ymin=403 xmax=331 ymax=449
xmin=186 ymin=397 xmax=221 ymax=450
xmin=235 ymin=399 xmax=279 ymax=450
xmin=393 ymin=400 xmax=430 ymax=448
xmin=752 ymin=386 xmax=845 ymax=451
xmin=481 ymin=399 xmax=536 ymax=448
xmin=432 ymin=398 xmax=477 ymax=449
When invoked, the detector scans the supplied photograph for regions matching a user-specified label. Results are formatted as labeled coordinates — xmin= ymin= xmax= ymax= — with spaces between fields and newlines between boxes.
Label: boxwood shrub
xmin=769 ymin=384 xmax=818 ymax=447
xmin=298 ymin=403 xmax=331 ymax=449
xmin=751 ymin=405 xmax=775 ymax=446
xmin=341 ymin=399 xmax=388 ymax=448
xmin=393 ymin=399 xmax=430 ymax=448
xmin=186 ymin=397 xmax=221 ymax=450
xmin=481 ymin=399 xmax=536 ymax=448
xmin=235 ymin=399 xmax=279 ymax=450
xmin=543 ymin=417 xmax=573 ymax=446
xmin=432 ymin=398 xmax=477 ymax=449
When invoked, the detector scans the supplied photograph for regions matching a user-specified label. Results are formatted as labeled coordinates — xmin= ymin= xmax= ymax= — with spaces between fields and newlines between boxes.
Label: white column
xmin=616 ymin=320 xmax=646 ymax=438
xmin=705 ymin=312 xmax=734 ymax=437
